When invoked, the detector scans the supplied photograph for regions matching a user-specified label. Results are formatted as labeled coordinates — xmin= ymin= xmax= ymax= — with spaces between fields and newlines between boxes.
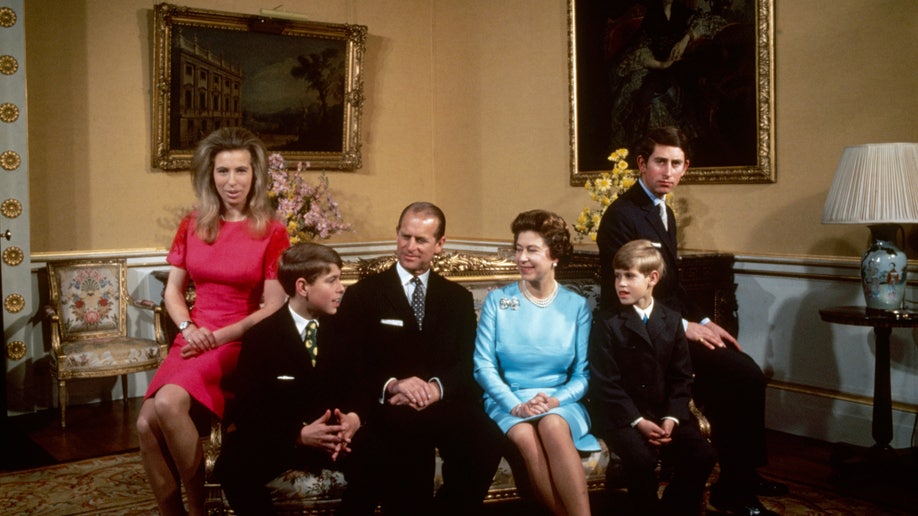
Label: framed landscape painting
xmin=152 ymin=3 xmax=367 ymax=171
xmin=568 ymin=0 xmax=774 ymax=185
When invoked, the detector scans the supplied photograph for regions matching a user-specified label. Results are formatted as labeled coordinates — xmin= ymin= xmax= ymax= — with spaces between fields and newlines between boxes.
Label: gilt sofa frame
xmin=200 ymin=249 xmax=735 ymax=514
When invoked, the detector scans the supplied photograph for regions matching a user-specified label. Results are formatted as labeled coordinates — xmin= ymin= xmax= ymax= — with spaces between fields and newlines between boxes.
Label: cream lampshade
xmin=822 ymin=142 xmax=918 ymax=311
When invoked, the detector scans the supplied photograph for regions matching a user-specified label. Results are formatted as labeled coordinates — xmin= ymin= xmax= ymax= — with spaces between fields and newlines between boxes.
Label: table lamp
xmin=822 ymin=142 xmax=918 ymax=311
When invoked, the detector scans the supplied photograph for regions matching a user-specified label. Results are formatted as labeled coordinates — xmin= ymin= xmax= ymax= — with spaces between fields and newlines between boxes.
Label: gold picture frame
xmin=152 ymin=3 xmax=367 ymax=171
xmin=568 ymin=0 xmax=775 ymax=185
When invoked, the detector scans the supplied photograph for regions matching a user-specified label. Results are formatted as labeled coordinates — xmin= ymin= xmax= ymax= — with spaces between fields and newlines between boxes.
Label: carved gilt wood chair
xmin=45 ymin=258 xmax=168 ymax=428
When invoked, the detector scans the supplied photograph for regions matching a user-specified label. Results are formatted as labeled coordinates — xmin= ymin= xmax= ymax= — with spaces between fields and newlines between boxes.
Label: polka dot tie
xmin=411 ymin=277 xmax=425 ymax=330
xmin=304 ymin=320 xmax=318 ymax=367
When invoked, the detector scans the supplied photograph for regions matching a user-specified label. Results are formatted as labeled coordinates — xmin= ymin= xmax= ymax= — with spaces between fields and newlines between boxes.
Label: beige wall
xmin=25 ymin=0 xmax=918 ymax=258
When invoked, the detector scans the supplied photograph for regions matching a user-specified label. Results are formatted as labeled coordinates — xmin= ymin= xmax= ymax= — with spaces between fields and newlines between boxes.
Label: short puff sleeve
xmin=263 ymin=221 xmax=290 ymax=280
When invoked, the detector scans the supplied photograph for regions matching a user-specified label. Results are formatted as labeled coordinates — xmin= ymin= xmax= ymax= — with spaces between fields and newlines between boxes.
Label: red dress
xmin=145 ymin=214 xmax=290 ymax=418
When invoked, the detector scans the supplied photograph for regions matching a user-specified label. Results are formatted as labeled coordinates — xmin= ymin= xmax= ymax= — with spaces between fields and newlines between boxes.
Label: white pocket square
xmin=277 ymin=375 xmax=295 ymax=381
xmin=381 ymin=318 xmax=404 ymax=327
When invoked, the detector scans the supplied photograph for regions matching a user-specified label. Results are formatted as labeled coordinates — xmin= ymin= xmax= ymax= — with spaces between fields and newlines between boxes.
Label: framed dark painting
xmin=152 ymin=3 xmax=367 ymax=171
xmin=568 ymin=0 xmax=774 ymax=185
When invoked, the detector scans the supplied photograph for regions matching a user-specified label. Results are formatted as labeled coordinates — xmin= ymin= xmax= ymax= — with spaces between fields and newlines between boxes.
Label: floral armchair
xmin=45 ymin=258 xmax=168 ymax=428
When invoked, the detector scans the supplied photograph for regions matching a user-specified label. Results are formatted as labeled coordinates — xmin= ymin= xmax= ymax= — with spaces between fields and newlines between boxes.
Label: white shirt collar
xmin=288 ymin=304 xmax=317 ymax=339
xmin=632 ymin=298 xmax=656 ymax=321
xmin=396 ymin=262 xmax=430 ymax=290
xmin=638 ymin=178 xmax=666 ymax=205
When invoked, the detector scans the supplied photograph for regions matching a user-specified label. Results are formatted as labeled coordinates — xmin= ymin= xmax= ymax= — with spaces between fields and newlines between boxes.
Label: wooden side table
xmin=818 ymin=306 xmax=918 ymax=483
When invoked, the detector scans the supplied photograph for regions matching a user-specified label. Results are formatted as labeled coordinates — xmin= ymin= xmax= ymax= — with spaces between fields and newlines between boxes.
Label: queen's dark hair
xmin=511 ymin=210 xmax=573 ymax=268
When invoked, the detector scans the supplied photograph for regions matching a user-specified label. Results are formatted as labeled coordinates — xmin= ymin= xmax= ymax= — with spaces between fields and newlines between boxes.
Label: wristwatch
xmin=178 ymin=320 xmax=193 ymax=332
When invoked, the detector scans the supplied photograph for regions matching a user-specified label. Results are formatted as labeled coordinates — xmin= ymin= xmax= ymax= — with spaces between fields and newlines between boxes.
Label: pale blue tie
xmin=659 ymin=201 xmax=668 ymax=231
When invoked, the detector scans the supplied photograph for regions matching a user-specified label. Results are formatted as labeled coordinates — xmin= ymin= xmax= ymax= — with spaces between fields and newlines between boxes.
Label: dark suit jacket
xmin=223 ymin=304 xmax=346 ymax=458
xmin=323 ymin=265 xmax=480 ymax=423
xmin=596 ymin=183 xmax=704 ymax=321
xmin=589 ymin=302 xmax=693 ymax=436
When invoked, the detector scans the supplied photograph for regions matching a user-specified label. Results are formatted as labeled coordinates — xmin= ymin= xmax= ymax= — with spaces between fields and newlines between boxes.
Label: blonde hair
xmin=191 ymin=127 xmax=275 ymax=243
xmin=613 ymin=239 xmax=665 ymax=278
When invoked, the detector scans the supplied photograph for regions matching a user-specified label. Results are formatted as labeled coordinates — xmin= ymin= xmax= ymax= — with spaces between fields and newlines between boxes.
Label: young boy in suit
xmin=589 ymin=239 xmax=716 ymax=515
xmin=216 ymin=242 xmax=360 ymax=516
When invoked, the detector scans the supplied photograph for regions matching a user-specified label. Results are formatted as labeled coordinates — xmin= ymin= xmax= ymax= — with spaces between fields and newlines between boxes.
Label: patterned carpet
xmin=0 ymin=453 xmax=157 ymax=515
xmin=0 ymin=452 xmax=913 ymax=515
xmin=749 ymin=489 xmax=914 ymax=516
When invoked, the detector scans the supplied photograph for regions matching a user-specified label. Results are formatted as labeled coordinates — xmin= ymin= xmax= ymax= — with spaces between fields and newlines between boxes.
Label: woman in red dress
xmin=137 ymin=127 xmax=289 ymax=516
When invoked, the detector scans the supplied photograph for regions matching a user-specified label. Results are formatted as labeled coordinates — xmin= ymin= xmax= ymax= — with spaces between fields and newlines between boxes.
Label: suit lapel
xmin=621 ymin=309 xmax=651 ymax=345
xmin=644 ymin=309 xmax=669 ymax=351
xmin=278 ymin=306 xmax=313 ymax=367
xmin=421 ymin=271 xmax=449 ymax=332
xmin=381 ymin=267 xmax=420 ymax=330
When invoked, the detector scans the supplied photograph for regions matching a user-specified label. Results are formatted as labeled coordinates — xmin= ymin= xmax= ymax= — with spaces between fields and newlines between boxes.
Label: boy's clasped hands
xmin=635 ymin=417 xmax=675 ymax=446
xmin=299 ymin=408 xmax=361 ymax=462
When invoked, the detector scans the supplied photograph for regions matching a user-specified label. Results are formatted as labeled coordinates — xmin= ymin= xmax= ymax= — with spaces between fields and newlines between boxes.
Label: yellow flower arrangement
xmin=573 ymin=148 xmax=638 ymax=242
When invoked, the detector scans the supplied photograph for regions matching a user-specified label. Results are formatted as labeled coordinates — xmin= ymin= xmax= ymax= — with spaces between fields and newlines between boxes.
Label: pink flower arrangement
xmin=267 ymin=153 xmax=352 ymax=244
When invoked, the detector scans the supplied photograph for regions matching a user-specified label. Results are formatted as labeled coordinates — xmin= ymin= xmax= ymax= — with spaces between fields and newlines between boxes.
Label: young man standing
xmin=597 ymin=127 xmax=785 ymax=516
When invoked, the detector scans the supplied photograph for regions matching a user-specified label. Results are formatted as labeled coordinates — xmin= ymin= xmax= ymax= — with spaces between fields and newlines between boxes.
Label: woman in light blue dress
xmin=474 ymin=210 xmax=599 ymax=516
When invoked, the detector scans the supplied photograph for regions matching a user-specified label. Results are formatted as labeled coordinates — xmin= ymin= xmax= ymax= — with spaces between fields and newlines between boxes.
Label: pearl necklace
xmin=520 ymin=280 xmax=558 ymax=308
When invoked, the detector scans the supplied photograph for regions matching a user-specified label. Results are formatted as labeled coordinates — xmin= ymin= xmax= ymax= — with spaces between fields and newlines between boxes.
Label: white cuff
xmin=380 ymin=377 xmax=397 ymax=404
xmin=429 ymin=377 xmax=443 ymax=399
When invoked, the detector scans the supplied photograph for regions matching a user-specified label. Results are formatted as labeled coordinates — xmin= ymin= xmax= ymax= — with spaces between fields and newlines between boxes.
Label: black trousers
xmin=216 ymin=432 xmax=339 ymax=516
xmin=339 ymin=401 xmax=503 ymax=516
xmin=608 ymin=421 xmax=716 ymax=515
xmin=690 ymin=342 xmax=768 ymax=494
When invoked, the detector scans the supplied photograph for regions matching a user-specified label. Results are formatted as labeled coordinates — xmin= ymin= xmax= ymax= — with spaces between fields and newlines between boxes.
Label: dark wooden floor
xmin=2 ymin=398 xmax=917 ymax=514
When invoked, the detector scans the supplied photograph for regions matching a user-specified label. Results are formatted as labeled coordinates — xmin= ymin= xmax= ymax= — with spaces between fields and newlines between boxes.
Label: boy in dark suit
xmin=216 ymin=243 xmax=360 ymax=516
xmin=590 ymin=239 xmax=715 ymax=515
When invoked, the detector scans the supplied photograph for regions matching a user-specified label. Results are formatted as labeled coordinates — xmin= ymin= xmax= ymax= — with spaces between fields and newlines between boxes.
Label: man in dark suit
xmin=590 ymin=239 xmax=715 ymax=515
xmin=216 ymin=243 xmax=359 ymax=516
xmin=327 ymin=202 xmax=502 ymax=515
xmin=596 ymin=127 xmax=785 ymax=516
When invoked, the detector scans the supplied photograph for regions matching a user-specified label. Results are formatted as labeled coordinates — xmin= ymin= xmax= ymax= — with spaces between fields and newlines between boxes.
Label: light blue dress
xmin=474 ymin=282 xmax=600 ymax=452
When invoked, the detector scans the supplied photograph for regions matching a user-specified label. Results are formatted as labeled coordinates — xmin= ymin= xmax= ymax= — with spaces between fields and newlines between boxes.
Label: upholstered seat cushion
xmin=54 ymin=337 xmax=163 ymax=372
xmin=262 ymin=440 xmax=616 ymax=506
xmin=267 ymin=468 xmax=347 ymax=503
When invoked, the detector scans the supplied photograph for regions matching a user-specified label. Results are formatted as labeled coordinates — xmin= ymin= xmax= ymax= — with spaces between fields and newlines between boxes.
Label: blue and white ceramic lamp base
xmin=860 ymin=225 xmax=908 ymax=311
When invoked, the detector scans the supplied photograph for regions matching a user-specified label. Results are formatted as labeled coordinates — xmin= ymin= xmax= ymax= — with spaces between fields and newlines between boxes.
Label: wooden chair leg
xmin=121 ymin=375 xmax=129 ymax=403
xmin=59 ymin=379 xmax=67 ymax=429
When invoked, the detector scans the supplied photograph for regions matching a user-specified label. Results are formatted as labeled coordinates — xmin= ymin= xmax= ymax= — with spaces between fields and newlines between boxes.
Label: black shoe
xmin=710 ymin=485 xmax=780 ymax=516
xmin=755 ymin=475 xmax=789 ymax=497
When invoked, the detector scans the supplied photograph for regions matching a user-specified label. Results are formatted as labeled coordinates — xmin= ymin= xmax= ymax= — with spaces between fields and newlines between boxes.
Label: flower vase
xmin=860 ymin=225 xmax=908 ymax=311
